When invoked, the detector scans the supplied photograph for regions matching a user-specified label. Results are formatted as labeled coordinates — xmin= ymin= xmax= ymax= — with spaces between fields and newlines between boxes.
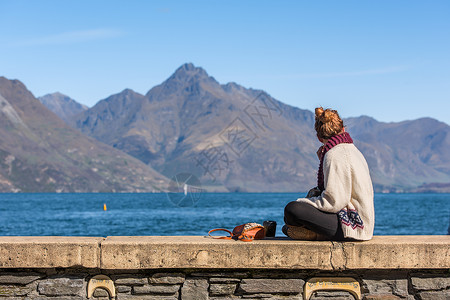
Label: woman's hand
xmin=307 ymin=186 xmax=322 ymax=198
xmin=317 ymin=145 xmax=324 ymax=160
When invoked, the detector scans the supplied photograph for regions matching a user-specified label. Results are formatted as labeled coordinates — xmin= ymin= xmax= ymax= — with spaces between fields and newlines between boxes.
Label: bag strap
xmin=208 ymin=228 xmax=232 ymax=239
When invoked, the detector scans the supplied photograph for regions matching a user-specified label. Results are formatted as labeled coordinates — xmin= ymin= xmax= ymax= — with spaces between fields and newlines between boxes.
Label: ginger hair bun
xmin=314 ymin=107 xmax=344 ymax=140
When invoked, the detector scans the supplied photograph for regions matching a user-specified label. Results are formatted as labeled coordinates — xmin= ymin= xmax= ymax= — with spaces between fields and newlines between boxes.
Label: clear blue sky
xmin=1 ymin=1 xmax=449 ymax=124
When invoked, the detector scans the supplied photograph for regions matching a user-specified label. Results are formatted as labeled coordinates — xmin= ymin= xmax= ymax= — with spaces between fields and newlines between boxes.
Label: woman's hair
xmin=314 ymin=107 xmax=344 ymax=140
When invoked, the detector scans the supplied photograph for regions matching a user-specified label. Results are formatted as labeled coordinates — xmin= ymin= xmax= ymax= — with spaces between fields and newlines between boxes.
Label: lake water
xmin=0 ymin=193 xmax=448 ymax=237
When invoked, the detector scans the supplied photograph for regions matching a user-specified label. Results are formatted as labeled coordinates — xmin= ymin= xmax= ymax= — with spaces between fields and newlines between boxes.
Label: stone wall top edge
xmin=0 ymin=236 xmax=105 ymax=243
xmin=100 ymin=235 xmax=450 ymax=243
xmin=0 ymin=236 xmax=448 ymax=270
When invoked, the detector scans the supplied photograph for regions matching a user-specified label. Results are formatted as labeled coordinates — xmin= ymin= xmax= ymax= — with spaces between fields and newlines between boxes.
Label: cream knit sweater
xmin=296 ymin=143 xmax=375 ymax=240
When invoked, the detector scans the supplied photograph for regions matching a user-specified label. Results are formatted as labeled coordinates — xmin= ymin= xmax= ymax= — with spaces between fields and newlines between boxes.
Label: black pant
xmin=284 ymin=201 xmax=344 ymax=241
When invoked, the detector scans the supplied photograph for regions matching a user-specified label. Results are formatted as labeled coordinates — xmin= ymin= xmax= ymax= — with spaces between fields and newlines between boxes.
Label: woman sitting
xmin=284 ymin=107 xmax=374 ymax=241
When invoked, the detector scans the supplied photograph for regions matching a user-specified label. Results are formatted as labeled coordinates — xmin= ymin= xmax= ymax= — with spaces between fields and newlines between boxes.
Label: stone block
xmin=30 ymin=297 xmax=84 ymax=300
xmin=191 ymin=272 xmax=249 ymax=278
xmin=238 ymin=279 xmax=304 ymax=294
xmin=117 ymin=295 xmax=178 ymax=300
xmin=113 ymin=275 xmax=147 ymax=285
xmin=242 ymin=294 xmax=299 ymax=299
xmin=132 ymin=284 xmax=180 ymax=295
xmin=181 ymin=278 xmax=209 ymax=300
xmin=363 ymin=279 xmax=408 ymax=297
xmin=241 ymin=294 xmax=274 ymax=298
xmin=0 ymin=284 xmax=34 ymax=296
xmin=364 ymin=295 xmax=402 ymax=300
xmin=417 ymin=290 xmax=450 ymax=300
xmin=101 ymin=236 xmax=333 ymax=270
xmin=150 ymin=272 xmax=185 ymax=284
xmin=0 ymin=272 xmax=43 ymax=284
xmin=209 ymin=277 xmax=241 ymax=283
xmin=209 ymin=283 xmax=237 ymax=296
xmin=117 ymin=285 xmax=132 ymax=293
xmin=93 ymin=287 xmax=110 ymax=297
xmin=411 ymin=276 xmax=450 ymax=291
xmin=0 ymin=236 xmax=102 ymax=268
xmin=343 ymin=236 xmax=450 ymax=269
xmin=38 ymin=277 xmax=84 ymax=296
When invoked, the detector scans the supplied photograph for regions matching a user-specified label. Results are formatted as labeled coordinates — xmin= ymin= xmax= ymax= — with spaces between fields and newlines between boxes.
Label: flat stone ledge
xmin=0 ymin=236 xmax=448 ymax=270
xmin=100 ymin=235 xmax=450 ymax=270
xmin=0 ymin=236 xmax=103 ymax=268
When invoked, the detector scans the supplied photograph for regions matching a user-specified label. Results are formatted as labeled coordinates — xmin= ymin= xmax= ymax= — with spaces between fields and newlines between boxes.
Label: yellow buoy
xmin=103 ymin=203 xmax=107 ymax=211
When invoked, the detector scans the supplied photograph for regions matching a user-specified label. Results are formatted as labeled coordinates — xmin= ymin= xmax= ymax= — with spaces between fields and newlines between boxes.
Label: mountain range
xmin=69 ymin=63 xmax=450 ymax=192
xmin=346 ymin=116 xmax=450 ymax=192
xmin=0 ymin=77 xmax=167 ymax=192
xmin=1 ymin=63 xmax=449 ymax=193
xmin=70 ymin=64 xmax=320 ymax=192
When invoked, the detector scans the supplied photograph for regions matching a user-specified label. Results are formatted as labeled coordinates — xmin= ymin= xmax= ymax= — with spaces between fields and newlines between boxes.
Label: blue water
xmin=0 ymin=193 xmax=448 ymax=236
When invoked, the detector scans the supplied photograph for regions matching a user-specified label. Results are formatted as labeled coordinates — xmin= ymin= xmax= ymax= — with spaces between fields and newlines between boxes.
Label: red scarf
xmin=317 ymin=132 xmax=353 ymax=191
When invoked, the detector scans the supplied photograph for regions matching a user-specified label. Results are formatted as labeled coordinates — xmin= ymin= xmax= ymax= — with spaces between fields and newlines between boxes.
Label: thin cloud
xmin=9 ymin=29 xmax=124 ymax=47
xmin=157 ymin=7 xmax=172 ymax=14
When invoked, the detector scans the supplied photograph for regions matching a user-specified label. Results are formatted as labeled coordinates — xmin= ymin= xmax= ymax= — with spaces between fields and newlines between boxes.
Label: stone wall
xmin=0 ymin=236 xmax=448 ymax=299
xmin=0 ymin=268 xmax=449 ymax=299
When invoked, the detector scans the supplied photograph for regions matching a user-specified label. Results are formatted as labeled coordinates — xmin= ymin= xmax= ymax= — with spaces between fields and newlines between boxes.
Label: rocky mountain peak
xmin=168 ymin=63 xmax=217 ymax=85
xmin=120 ymin=88 xmax=137 ymax=94
xmin=222 ymin=82 xmax=242 ymax=92
xmin=0 ymin=77 xmax=36 ymax=102
xmin=51 ymin=92 xmax=68 ymax=99
xmin=40 ymin=92 xmax=86 ymax=106
xmin=146 ymin=63 xmax=220 ymax=100
xmin=0 ymin=76 xmax=24 ymax=88
xmin=38 ymin=92 xmax=88 ymax=123
xmin=113 ymin=88 xmax=142 ymax=100
xmin=175 ymin=62 xmax=208 ymax=76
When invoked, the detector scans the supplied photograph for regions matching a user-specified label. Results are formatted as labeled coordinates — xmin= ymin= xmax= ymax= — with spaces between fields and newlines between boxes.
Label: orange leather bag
xmin=208 ymin=222 xmax=266 ymax=242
